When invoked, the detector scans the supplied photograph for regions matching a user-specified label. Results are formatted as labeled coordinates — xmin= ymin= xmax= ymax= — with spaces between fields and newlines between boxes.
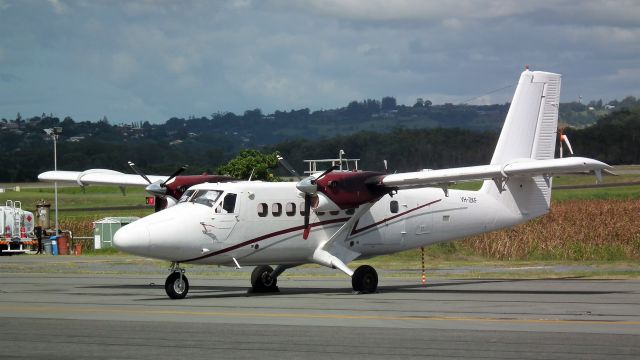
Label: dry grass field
xmin=464 ymin=199 xmax=640 ymax=260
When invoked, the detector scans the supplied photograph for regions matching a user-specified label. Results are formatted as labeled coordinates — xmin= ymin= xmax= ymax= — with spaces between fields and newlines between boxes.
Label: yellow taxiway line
xmin=5 ymin=306 xmax=640 ymax=326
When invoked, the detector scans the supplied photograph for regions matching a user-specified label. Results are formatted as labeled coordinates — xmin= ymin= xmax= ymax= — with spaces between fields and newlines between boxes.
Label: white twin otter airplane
xmin=111 ymin=69 xmax=609 ymax=299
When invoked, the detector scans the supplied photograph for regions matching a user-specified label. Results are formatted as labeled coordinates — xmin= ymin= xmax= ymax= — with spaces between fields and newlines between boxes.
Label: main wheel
xmin=251 ymin=265 xmax=278 ymax=292
xmin=352 ymin=265 xmax=378 ymax=293
xmin=165 ymin=272 xmax=189 ymax=299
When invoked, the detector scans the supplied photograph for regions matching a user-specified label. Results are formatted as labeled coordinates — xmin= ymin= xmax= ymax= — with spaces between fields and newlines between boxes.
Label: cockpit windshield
xmin=188 ymin=190 xmax=223 ymax=207
xmin=178 ymin=189 xmax=196 ymax=203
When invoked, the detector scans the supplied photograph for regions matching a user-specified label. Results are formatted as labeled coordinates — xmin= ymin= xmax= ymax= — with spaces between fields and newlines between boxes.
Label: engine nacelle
xmin=314 ymin=170 xmax=389 ymax=209
xmin=312 ymin=193 xmax=341 ymax=212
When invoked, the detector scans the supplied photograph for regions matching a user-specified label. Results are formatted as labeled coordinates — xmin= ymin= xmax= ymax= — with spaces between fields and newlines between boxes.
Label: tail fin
xmin=481 ymin=70 xmax=561 ymax=218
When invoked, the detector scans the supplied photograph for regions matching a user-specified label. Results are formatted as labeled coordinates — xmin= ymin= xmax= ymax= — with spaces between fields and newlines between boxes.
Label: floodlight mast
xmin=44 ymin=127 xmax=62 ymax=236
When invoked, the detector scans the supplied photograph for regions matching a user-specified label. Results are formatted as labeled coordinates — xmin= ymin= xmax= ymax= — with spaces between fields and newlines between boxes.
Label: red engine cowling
xmin=313 ymin=171 xmax=389 ymax=209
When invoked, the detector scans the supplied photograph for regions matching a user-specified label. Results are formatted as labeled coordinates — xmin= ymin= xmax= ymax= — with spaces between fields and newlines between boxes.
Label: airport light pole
xmin=44 ymin=127 xmax=62 ymax=235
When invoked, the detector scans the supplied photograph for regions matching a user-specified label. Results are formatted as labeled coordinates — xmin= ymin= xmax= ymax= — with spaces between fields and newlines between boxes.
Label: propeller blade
xmin=562 ymin=134 xmax=574 ymax=155
xmin=154 ymin=196 xmax=164 ymax=212
xmin=303 ymin=193 xmax=311 ymax=240
xmin=161 ymin=165 xmax=188 ymax=187
xmin=313 ymin=165 xmax=339 ymax=184
xmin=128 ymin=161 xmax=152 ymax=184
xmin=277 ymin=155 xmax=301 ymax=180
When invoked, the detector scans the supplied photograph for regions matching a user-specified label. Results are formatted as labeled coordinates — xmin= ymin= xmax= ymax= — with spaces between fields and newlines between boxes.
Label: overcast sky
xmin=1 ymin=0 xmax=639 ymax=123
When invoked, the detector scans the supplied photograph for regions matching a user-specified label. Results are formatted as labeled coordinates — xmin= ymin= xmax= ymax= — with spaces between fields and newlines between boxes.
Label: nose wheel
xmin=250 ymin=265 xmax=279 ymax=293
xmin=165 ymin=262 xmax=189 ymax=299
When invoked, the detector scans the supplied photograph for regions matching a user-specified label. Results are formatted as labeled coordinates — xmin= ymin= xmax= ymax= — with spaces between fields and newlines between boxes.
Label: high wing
xmin=38 ymin=169 xmax=168 ymax=187
xmin=296 ymin=69 xmax=612 ymax=244
xmin=380 ymin=157 xmax=610 ymax=189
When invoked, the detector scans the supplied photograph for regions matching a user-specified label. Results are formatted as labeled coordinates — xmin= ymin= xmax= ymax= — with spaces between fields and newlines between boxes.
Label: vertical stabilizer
xmin=490 ymin=70 xmax=561 ymax=164
xmin=482 ymin=70 xmax=561 ymax=218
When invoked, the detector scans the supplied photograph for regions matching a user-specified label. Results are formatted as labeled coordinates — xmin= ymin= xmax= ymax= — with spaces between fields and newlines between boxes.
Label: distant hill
xmin=0 ymin=96 xmax=638 ymax=181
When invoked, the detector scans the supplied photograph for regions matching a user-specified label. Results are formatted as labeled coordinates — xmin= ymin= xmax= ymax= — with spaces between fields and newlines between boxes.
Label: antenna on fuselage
xmin=248 ymin=168 xmax=255 ymax=182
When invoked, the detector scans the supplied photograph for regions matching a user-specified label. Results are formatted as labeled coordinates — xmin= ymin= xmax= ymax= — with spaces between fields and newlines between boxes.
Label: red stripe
xmin=350 ymin=199 xmax=441 ymax=235
xmin=181 ymin=217 xmax=349 ymax=262
xmin=181 ymin=198 xmax=441 ymax=263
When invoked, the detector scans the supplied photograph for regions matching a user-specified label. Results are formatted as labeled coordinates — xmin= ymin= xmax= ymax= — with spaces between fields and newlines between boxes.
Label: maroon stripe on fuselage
xmin=350 ymin=199 xmax=441 ymax=235
xmin=180 ymin=198 xmax=441 ymax=263
xmin=180 ymin=217 xmax=349 ymax=263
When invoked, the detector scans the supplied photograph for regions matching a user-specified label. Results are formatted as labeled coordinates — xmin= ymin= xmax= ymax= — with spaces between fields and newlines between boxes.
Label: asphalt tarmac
xmin=0 ymin=262 xmax=639 ymax=359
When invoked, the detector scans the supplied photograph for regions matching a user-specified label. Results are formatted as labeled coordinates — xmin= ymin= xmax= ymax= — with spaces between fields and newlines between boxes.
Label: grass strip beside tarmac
xmin=1 ymin=253 xmax=639 ymax=280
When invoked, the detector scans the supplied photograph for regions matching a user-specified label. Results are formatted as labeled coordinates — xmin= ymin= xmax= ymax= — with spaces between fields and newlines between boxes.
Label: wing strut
xmin=310 ymin=202 xmax=374 ymax=276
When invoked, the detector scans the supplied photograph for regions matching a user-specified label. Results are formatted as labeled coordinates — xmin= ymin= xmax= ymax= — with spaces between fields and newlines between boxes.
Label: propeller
xmin=296 ymin=165 xmax=339 ymax=239
xmin=161 ymin=165 xmax=188 ymax=187
xmin=277 ymin=155 xmax=302 ymax=180
xmin=303 ymin=194 xmax=312 ymax=239
xmin=558 ymin=128 xmax=574 ymax=158
xmin=129 ymin=162 xmax=188 ymax=212
xmin=128 ymin=161 xmax=151 ymax=184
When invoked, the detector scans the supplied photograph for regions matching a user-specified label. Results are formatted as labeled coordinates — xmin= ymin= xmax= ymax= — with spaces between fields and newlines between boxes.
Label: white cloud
xmin=165 ymin=56 xmax=189 ymax=74
xmin=47 ymin=0 xmax=68 ymax=15
xmin=356 ymin=43 xmax=380 ymax=56
xmin=566 ymin=25 xmax=640 ymax=48
xmin=229 ymin=0 xmax=252 ymax=9
xmin=604 ymin=68 xmax=640 ymax=83
xmin=1 ymin=1 xmax=639 ymax=122
xmin=442 ymin=18 xmax=463 ymax=30
xmin=110 ymin=52 xmax=138 ymax=82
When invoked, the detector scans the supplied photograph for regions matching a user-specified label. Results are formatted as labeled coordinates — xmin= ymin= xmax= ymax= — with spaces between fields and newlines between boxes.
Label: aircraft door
xmin=409 ymin=201 xmax=433 ymax=248
xmin=384 ymin=200 xmax=407 ymax=245
xmin=211 ymin=193 xmax=239 ymax=243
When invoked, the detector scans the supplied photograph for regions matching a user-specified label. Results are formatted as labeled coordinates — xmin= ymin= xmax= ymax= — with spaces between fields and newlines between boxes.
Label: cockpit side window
xmin=222 ymin=193 xmax=237 ymax=213
xmin=191 ymin=190 xmax=223 ymax=207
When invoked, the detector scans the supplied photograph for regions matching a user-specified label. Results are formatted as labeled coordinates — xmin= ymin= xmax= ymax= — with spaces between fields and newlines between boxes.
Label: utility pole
xmin=44 ymin=127 xmax=62 ymax=234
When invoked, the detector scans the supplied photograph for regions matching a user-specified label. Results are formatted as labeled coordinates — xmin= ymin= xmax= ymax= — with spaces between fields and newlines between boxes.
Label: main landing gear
xmin=352 ymin=265 xmax=378 ymax=294
xmin=165 ymin=262 xmax=189 ymax=299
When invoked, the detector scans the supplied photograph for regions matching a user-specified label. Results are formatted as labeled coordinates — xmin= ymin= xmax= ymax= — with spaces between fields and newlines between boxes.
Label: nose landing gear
xmin=250 ymin=265 xmax=279 ymax=293
xmin=165 ymin=262 xmax=189 ymax=299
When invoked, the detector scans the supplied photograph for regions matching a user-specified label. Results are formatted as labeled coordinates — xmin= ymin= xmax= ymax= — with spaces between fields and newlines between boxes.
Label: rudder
xmin=481 ymin=70 xmax=561 ymax=219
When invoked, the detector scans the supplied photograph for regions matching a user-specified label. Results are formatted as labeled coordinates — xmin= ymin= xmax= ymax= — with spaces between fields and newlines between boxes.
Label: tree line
xmin=0 ymin=99 xmax=638 ymax=182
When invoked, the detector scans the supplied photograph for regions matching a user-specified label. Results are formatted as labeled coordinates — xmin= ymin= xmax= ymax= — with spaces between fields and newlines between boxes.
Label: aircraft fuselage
xmin=114 ymin=181 xmax=523 ymax=267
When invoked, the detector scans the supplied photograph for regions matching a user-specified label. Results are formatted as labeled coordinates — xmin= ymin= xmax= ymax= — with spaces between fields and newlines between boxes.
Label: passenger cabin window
xmin=216 ymin=193 xmax=237 ymax=214
xmin=257 ymin=203 xmax=268 ymax=217
xmin=285 ymin=202 xmax=296 ymax=216
xmin=272 ymin=203 xmax=282 ymax=217
xmin=316 ymin=211 xmax=325 ymax=216
xmin=299 ymin=202 xmax=306 ymax=216
xmin=390 ymin=200 xmax=399 ymax=214
xmin=346 ymin=209 xmax=355 ymax=215
xmin=329 ymin=210 xmax=340 ymax=216
xmin=191 ymin=190 xmax=223 ymax=207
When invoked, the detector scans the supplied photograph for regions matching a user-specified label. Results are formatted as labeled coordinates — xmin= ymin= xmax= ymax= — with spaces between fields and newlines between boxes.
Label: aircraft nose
xmin=113 ymin=222 xmax=150 ymax=256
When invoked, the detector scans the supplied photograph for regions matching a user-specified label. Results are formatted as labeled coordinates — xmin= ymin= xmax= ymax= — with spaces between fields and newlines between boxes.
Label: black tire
xmin=165 ymin=272 xmax=189 ymax=299
xmin=352 ymin=265 xmax=378 ymax=293
xmin=251 ymin=265 xmax=278 ymax=292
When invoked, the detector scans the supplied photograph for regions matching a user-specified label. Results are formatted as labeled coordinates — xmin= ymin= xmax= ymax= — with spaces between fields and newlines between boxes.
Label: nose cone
xmin=113 ymin=221 xmax=150 ymax=256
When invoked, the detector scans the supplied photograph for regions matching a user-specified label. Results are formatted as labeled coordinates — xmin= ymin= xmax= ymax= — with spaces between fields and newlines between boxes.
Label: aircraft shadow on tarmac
xmin=79 ymin=278 xmax=625 ymax=301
